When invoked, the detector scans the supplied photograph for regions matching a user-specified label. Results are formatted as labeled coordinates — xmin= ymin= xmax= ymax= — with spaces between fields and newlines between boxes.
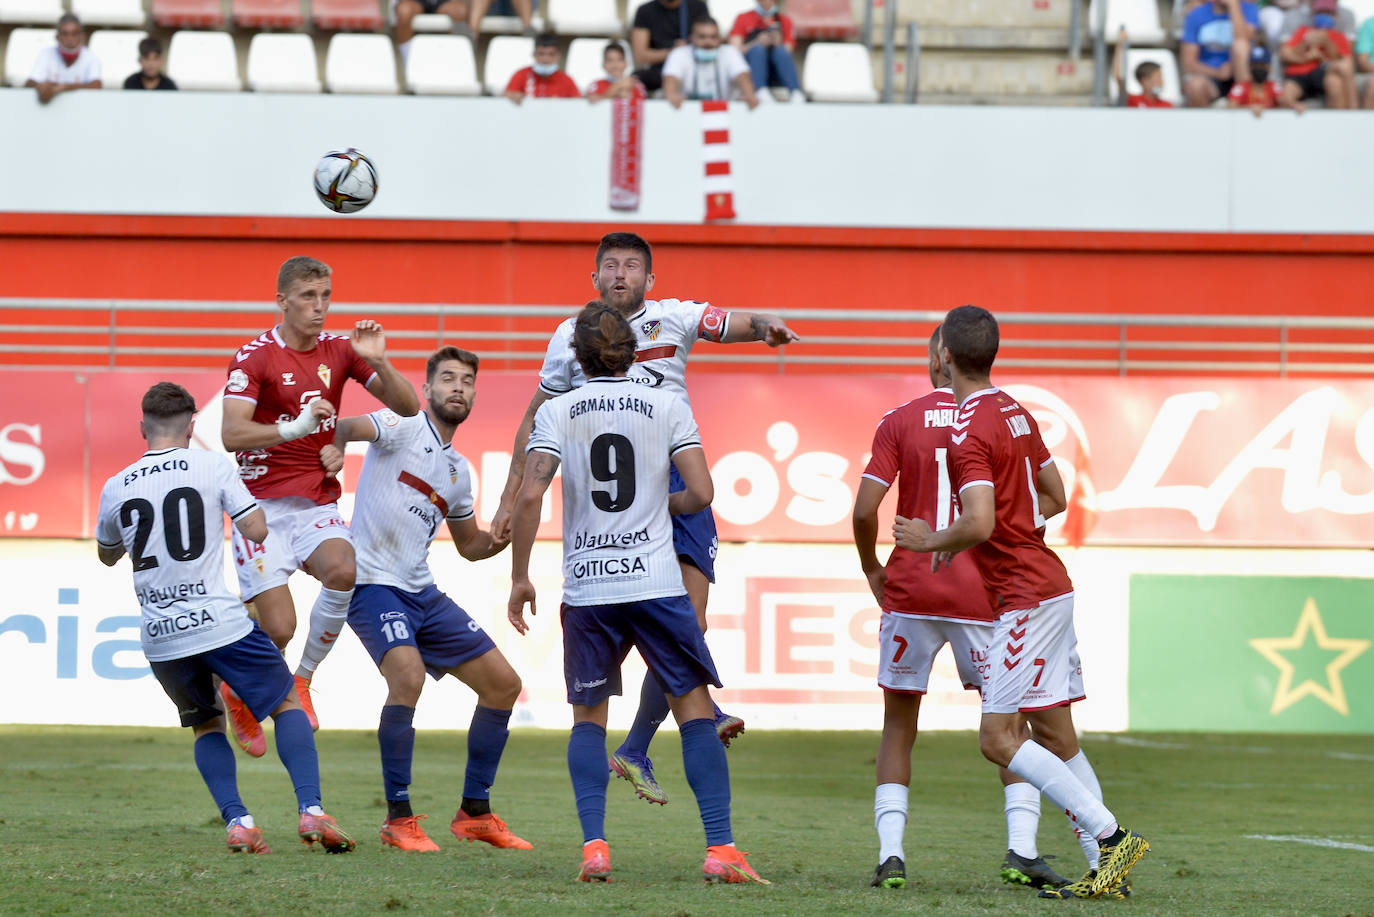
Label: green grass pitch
xmin=2 ymin=726 xmax=1371 ymax=916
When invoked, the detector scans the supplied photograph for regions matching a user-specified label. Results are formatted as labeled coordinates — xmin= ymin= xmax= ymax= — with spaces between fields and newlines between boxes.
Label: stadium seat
xmin=1110 ymin=46 xmax=1180 ymax=105
xmin=73 ymin=0 xmax=148 ymax=27
xmin=247 ymin=32 xmax=320 ymax=91
xmin=151 ymin=0 xmax=226 ymax=27
xmin=325 ymin=32 xmax=398 ymax=92
xmin=233 ymin=0 xmax=305 ymax=28
xmin=167 ymin=29 xmax=241 ymax=89
xmin=410 ymin=12 xmax=453 ymax=31
xmin=88 ymin=28 xmax=148 ymax=87
xmin=801 ymin=41 xmax=877 ymax=102
xmin=0 ymin=0 xmax=61 ymax=24
xmin=3 ymin=27 xmax=51 ymax=84
xmin=482 ymin=34 xmax=532 ymax=94
xmin=710 ymin=0 xmax=755 ymax=35
xmin=312 ymin=0 xmax=384 ymax=31
xmin=1090 ymin=0 xmax=1166 ymax=45
xmin=548 ymin=0 xmax=622 ymax=35
xmin=480 ymin=11 xmax=545 ymax=33
xmin=564 ymin=36 xmax=628 ymax=92
xmin=404 ymin=33 xmax=481 ymax=93
xmin=786 ymin=0 xmax=857 ymax=40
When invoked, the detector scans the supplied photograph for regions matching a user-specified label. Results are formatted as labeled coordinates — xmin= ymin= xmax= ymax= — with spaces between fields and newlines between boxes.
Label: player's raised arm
xmin=354 ymin=321 xmax=420 ymax=417
xmin=491 ymin=387 xmax=556 ymax=541
xmin=667 ymin=446 xmax=713 ymax=516
xmin=507 ymin=448 xmax=559 ymax=634
xmin=719 ymin=310 xmax=801 ymax=347
xmin=447 ymin=515 xmax=509 ymax=562
xmin=852 ymin=477 xmax=890 ymax=603
xmin=222 ymin=395 xmax=335 ymax=451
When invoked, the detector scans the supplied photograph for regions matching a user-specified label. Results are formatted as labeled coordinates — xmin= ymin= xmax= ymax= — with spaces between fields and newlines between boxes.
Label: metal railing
xmin=2 ymin=298 xmax=1372 ymax=377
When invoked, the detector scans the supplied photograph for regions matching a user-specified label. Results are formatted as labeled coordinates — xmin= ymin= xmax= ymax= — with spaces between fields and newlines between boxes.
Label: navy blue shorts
xmin=560 ymin=594 xmax=722 ymax=707
xmin=669 ymin=462 xmax=718 ymax=583
xmin=150 ymin=623 xmax=293 ymax=728
xmin=348 ymin=583 xmax=497 ymax=679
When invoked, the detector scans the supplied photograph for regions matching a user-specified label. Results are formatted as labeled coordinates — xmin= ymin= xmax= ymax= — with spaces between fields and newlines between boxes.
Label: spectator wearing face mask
xmin=24 ymin=13 xmax=101 ymax=105
xmin=663 ymin=16 xmax=761 ymax=108
xmin=1280 ymin=0 xmax=1356 ymax=108
xmin=631 ymin=0 xmax=709 ymax=94
xmin=505 ymin=32 xmax=581 ymax=102
xmin=1111 ymin=28 xmax=1174 ymax=106
xmin=586 ymin=41 xmax=644 ymax=100
xmin=1181 ymin=0 xmax=1259 ymax=107
xmin=1277 ymin=0 xmax=1357 ymax=43
xmin=1227 ymin=43 xmax=1283 ymax=113
xmin=728 ymin=0 xmax=804 ymax=102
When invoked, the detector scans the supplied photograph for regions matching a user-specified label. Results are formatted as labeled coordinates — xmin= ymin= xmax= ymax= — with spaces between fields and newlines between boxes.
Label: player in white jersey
xmin=508 ymin=302 xmax=768 ymax=885
xmin=96 ymin=383 xmax=355 ymax=855
xmin=492 ymin=231 xmax=800 ymax=804
xmin=322 ymin=347 xmax=530 ymax=853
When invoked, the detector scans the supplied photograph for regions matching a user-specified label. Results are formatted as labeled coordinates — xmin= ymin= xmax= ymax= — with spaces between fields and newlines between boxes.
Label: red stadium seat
xmin=312 ymin=0 xmax=383 ymax=30
xmin=232 ymin=0 xmax=304 ymax=28
xmin=786 ymin=0 xmax=856 ymax=39
xmin=151 ymin=0 xmax=225 ymax=27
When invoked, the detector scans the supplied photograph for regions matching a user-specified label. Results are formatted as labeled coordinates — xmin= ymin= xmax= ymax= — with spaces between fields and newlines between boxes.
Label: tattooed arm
xmin=720 ymin=310 xmax=801 ymax=346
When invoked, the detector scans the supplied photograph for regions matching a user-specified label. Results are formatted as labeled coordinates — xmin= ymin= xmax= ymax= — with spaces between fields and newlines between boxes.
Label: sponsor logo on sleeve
xmin=226 ymin=369 xmax=249 ymax=394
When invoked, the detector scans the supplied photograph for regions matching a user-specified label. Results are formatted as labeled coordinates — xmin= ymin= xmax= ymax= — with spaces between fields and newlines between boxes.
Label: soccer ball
xmin=313 ymin=148 xmax=378 ymax=213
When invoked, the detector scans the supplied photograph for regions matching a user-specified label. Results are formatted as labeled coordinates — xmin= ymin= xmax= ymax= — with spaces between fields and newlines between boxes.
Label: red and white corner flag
xmin=702 ymin=100 xmax=735 ymax=221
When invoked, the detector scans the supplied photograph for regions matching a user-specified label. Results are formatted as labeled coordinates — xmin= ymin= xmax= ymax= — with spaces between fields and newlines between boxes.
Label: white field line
xmin=1090 ymin=734 xmax=1374 ymax=762
xmin=1245 ymin=835 xmax=1374 ymax=853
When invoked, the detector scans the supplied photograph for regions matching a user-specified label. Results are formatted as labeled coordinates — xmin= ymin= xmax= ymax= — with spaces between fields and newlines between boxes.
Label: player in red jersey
xmin=854 ymin=327 xmax=1069 ymax=892
xmin=219 ymin=256 xmax=420 ymax=752
xmin=893 ymin=306 xmax=1149 ymax=900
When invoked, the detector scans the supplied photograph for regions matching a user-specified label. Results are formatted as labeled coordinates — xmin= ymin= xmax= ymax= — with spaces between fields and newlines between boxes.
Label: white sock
xmin=875 ymin=783 xmax=909 ymax=862
xmin=229 ymin=814 xmax=255 ymax=829
xmin=1006 ymin=741 xmax=1115 ymax=840
xmin=1003 ymin=782 xmax=1040 ymax=858
xmin=294 ymin=586 xmax=352 ymax=677
xmin=1065 ymin=750 xmax=1104 ymax=869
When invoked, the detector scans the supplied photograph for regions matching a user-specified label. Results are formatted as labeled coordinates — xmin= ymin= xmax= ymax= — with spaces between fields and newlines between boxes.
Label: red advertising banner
xmin=4 ymin=370 xmax=1372 ymax=547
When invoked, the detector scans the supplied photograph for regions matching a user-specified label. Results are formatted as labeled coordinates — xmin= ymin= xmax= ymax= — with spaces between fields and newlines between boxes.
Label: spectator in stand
xmin=24 ymin=13 xmax=101 ymax=104
xmin=1357 ymin=12 xmax=1374 ymax=107
xmin=663 ymin=16 xmax=761 ymax=108
xmin=631 ymin=0 xmax=709 ymax=94
xmin=1277 ymin=0 xmax=1356 ymax=42
xmin=586 ymin=42 xmax=644 ymax=100
xmin=123 ymin=37 xmax=177 ymax=90
xmin=505 ymin=33 xmax=581 ymax=102
xmin=1259 ymin=0 xmax=1300 ymax=44
xmin=1281 ymin=0 xmax=1356 ymax=107
xmin=728 ymin=0 xmax=804 ymax=102
xmin=1228 ymin=43 xmax=1284 ymax=112
xmin=1181 ymin=0 xmax=1259 ymax=106
xmin=395 ymin=0 xmax=472 ymax=53
xmin=1111 ymin=28 xmax=1174 ymax=106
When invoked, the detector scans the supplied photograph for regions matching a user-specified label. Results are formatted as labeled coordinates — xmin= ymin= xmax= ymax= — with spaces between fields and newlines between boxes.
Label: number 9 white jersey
xmin=96 ymin=447 xmax=257 ymax=662
xmin=527 ymin=377 xmax=703 ymax=606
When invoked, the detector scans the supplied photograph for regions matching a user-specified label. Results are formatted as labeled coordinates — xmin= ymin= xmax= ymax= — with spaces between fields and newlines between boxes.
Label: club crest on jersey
xmin=641 ymin=319 xmax=662 ymax=341
xmin=281 ymin=372 xmax=296 ymax=385
xmin=449 ymin=463 xmax=457 ymax=484
xmin=317 ymin=363 xmax=331 ymax=387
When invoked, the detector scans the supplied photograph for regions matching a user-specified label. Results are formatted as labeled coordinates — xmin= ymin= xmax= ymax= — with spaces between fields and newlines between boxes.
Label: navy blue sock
xmin=712 ymin=701 xmax=725 ymax=718
xmin=194 ymin=732 xmax=248 ymax=824
xmin=681 ymin=717 xmax=733 ymax=846
xmin=617 ymin=669 xmax=670 ymax=757
xmin=273 ymin=708 xmax=322 ymax=811
xmin=378 ymin=704 xmax=416 ymax=811
xmin=568 ymin=722 xmax=609 ymax=843
xmin=463 ymin=705 xmax=512 ymax=803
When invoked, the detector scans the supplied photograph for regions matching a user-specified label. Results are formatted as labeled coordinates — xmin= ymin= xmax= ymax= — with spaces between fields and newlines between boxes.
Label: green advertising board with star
xmin=1129 ymin=575 xmax=1374 ymax=732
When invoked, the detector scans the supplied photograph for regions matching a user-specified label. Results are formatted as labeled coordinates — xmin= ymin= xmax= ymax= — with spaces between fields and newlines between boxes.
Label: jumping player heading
xmin=220 ymin=255 xmax=419 ymax=754
xmin=491 ymin=231 xmax=800 ymax=804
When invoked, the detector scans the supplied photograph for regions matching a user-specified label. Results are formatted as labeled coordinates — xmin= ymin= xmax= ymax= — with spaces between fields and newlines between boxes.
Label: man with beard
xmin=491 ymin=232 xmax=800 ymax=806
xmin=321 ymin=347 xmax=530 ymax=853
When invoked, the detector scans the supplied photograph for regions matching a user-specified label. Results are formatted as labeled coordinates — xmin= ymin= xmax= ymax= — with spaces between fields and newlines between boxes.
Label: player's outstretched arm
xmin=667 ymin=446 xmax=713 ymax=516
xmin=222 ymin=396 xmax=335 ymax=451
xmin=508 ymin=450 xmax=558 ymax=635
xmin=234 ymin=508 xmax=269 ymax=546
xmin=319 ymin=415 xmax=377 ymax=475
xmin=852 ymin=477 xmax=889 ymax=604
xmin=720 ymin=311 xmax=801 ymax=347
xmin=354 ymin=321 xmax=420 ymax=417
xmin=1035 ymin=461 xmax=1068 ymax=521
xmin=491 ymin=387 xmax=556 ymax=542
xmin=447 ymin=516 xmax=508 ymax=562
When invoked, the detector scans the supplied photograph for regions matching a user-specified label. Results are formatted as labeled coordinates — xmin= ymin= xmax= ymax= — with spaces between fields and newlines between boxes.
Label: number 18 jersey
xmin=528 ymin=377 xmax=702 ymax=606
xmin=96 ymin=448 xmax=258 ymax=662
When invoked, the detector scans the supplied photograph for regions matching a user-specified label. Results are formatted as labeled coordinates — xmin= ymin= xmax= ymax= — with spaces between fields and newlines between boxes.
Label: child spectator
xmin=1280 ymin=0 xmax=1355 ymax=107
xmin=1181 ymin=0 xmax=1260 ymax=106
xmin=663 ymin=16 xmax=760 ymax=108
xmin=728 ymin=0 xmax=804 ymax=102
xmin=24 ymin=13 xmax=101 ymax=104
xmin=123 ymin=37 xmax=178 ymax=90
xmin=1227 ymin=43 xmax=1282 ymax=112
xmin=586 ymin=42 xmax=644 ymax=100
xmin=1112 ymin=30 xmax=1174 ymax=106
xmin=505 ymin=33 xmax=580 ymax=102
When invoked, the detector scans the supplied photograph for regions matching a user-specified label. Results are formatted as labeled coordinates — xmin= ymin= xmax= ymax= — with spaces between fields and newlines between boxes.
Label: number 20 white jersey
xmin=528 ymin=377 xmax=702 ymax=606
xmin=96 ymin=448 xmax=257 ymax=662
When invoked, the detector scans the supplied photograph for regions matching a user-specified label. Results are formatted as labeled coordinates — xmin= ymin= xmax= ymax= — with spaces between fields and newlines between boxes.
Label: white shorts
xmin=231 ymin=496 xmax=351 ymax=600
xmin=877 ymin=612 xmax=993 ymax=694
xmin=980 ymin=593 xmax=1086 ymax=715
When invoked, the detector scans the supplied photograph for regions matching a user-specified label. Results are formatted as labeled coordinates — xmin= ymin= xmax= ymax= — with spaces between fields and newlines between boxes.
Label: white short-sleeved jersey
xmin=528 ymin=377 xmax=702 ymax=605
xmin=28 ymin=46 xmax=102 ymax=85
xmin=352 ymin=410 xmax=475 ymax=590
xmin=536 ymin=298 xmax=729 ymax=411
xmin=96 ymin=448 xmax=257 ymax=662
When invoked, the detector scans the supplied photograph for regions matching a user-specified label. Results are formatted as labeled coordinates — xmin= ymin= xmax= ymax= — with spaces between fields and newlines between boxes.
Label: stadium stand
xmin=325 ymin=31 xmax=398 ymax=92
xmin=404 ymin=33 xmax=482 ymax=93
xmin=1110 ymin=45 xmax=1180 ymax=105
xmin=0 ymin=0 xmax=62 ymax=24
xmin=548 ymin=0 xmax=622 ymax=36
xmin=480 ymin=9 xmax=545 ymax=34
xmin=312 ymin=0 xmax=383 ymax=31
xmin=151 ymin=0 xmax=226 ymax=28
xmin=564 ymin=35 xmax=629 ymax=91
xmin=802 ymin=41 xmax=878 ymax=101
xmin=707 ymin=0 xmax=756 ymax=34
xmin=167 ymin=28 xmax=241 ymax=89
xmin=1092 ymin=0 xmax=1166 ymax=45
xmin=88 ymin=28 xmax=147 ymax=85
xmin=72 ymin=0 xmax=148 ymax=28
xmin=481 ymin=32 xmax=531 ymax=93
xmin=3 ymin=26 xmax=52 ymax=83
xmin=410 ymin=12 xmax=454 ymax=31
xmin=247 ymin=31 xmax=321 ymax=91
xmin=786 ymin=0 xmax=858 ymax=39
xmin=232 ymin=0 xmax=305 ymax=29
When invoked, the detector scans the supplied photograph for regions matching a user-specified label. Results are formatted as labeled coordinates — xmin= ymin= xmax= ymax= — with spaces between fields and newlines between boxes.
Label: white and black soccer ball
xmin=313 ymin=148 xmax=378 ymax=213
